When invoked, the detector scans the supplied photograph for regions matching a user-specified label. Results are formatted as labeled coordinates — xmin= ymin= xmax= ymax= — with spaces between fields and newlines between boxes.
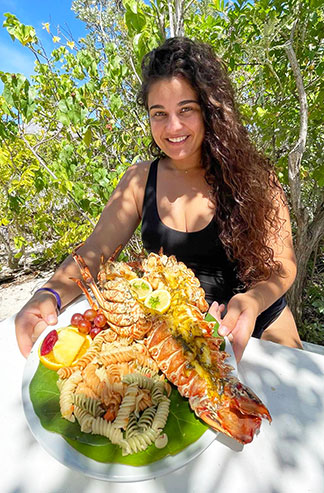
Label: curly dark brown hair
xmin=137 ymin=37 xmax=284 ymax=287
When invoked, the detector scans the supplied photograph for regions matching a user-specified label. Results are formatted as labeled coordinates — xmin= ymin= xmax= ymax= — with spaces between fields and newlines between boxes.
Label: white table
xmin=1 ymin=297 xmax=324 ymax=493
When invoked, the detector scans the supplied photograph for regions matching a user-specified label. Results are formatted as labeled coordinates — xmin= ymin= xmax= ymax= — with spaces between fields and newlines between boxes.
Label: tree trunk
xmin=283 ymin=23 xmax=310 ymax=329
xmin=287 ymin=200 xmax=324 ymax=327
xmin=0 ymin=229 xmax=20 ymax=270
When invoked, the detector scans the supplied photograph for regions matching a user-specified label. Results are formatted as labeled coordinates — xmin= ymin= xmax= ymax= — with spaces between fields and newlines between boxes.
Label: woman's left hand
xmin=217 ymin=292 xmax=261 ymax=363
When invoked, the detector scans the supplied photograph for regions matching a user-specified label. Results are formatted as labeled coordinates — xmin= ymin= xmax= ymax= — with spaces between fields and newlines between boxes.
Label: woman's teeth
xmin=167 ymin=136 xmax=187 ymax=143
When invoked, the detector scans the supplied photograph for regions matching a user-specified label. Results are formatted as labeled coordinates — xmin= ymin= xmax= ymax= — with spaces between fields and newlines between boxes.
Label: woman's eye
xmin=151 ymin=111 xmax=165 ymax=118
xmin=180 ymin=106 xmax=193 ymax=114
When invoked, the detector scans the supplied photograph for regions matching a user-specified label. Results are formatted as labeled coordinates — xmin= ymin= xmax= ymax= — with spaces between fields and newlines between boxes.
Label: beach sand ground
xmin=0 ymin=271 xmax=53 ymax=321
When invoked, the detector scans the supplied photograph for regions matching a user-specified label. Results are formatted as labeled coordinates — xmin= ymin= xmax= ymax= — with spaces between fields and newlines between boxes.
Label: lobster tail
xmin=224 ymin=378 xmax=272 ymax=422
xmin=146 ymin=321 xmax=271 ymax=444
xmin=193 ymin=397 xmax=262 ymax=444
xmin=189 ymin=387 xmax=270 ymax=444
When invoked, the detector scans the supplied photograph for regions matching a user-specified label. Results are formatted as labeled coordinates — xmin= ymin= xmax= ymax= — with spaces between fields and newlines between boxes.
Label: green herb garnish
xmin=148 ymin=295 xmax=160 ymax=309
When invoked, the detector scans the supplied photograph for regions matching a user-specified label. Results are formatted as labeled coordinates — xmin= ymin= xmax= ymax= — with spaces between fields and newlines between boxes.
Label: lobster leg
xmin=108 ymin=244 xmax=123 ymax=262
xmin=70 ymin=277 xmax=100 ymax=311
xmin=72 ymin=252 xmax=108 ymax=309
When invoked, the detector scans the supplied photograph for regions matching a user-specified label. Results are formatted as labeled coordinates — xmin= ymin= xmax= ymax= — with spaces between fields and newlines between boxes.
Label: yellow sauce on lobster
xmin=165 ymin=303 xmax=222 ymax=399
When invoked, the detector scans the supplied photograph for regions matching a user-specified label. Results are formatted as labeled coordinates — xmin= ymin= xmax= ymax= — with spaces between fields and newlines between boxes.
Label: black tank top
xmin=141 ymin=159 xmax=239 ymax=304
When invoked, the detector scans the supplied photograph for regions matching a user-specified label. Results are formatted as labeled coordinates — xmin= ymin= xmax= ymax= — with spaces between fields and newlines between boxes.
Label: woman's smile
xmin=167 ymin=136 xmax=188 ymax=143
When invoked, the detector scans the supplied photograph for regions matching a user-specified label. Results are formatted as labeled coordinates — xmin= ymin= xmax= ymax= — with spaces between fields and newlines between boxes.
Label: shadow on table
xmin=237 ymin=341 xmax=324 ymax=486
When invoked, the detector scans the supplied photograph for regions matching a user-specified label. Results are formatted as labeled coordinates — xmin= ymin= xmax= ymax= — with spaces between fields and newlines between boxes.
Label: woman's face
xmin=147 ymin=76 xmax=205 ymax=165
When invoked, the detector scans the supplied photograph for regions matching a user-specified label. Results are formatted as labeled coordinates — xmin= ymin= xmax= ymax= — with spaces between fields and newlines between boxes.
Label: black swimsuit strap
xmin=142 ymin=158 xmax=159 ymax=226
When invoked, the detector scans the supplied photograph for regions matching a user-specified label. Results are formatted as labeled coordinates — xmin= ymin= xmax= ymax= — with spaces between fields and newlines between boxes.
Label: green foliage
xmin=3 ymin=12 xmax=37 ymax=45
xmin=1 ymin=73 xmax=36 ymax=122
xmin=0 ymin=8 xmax=151 ymax=268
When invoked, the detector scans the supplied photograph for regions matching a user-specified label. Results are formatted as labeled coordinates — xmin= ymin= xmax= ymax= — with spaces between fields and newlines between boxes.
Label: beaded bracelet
xmin=34 ymin=287 xmax=62 ymax=312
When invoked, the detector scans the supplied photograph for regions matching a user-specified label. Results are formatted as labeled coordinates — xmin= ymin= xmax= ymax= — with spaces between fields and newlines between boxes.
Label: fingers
xmin=37 ymin=294 xmax=59 ymax=325
xmin=15 ymin=311 xmax=37 ymax=358
xmin=15 ymin=294 xmax=58 ymax=358
xmin=31 ymin=319 xmax=48 ymax=343
xmin=218 ymin=294 xmax=258 ymax=362
xmin=218 ymin=303 xmax=242 ymax=337
xmin=208 ymin=301 xmax=219 ymax=319
xmin=208 ymin=301 xmax=226 ymax=324
xmin=229 ymin=314 xmax=251 ymax=363
xmin=16 ymin=330 xmax=33 ymax=358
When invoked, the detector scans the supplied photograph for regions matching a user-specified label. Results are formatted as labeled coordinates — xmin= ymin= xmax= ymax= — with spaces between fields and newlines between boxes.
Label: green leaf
xmin=125 ymin=8 xmax=146 ymax=34
xmin=83 ymin=127 xmax=92 ymax=147
xmin=29 ymin=363 xmax=209 ymax=466
xmin=109 ymin=93 xmax=123 ymax=112
xmin=3 ymin=12 xmax=37 ymax=45
xmin=312 ymin=165 xmax=324 ymax=187
xmin=124 ymin=0 xmax=139 ymax=14
xmin=14 ymin=234 xmax=28 ymax=250
xmin=204 ymin=313 xmax=225 ymax=350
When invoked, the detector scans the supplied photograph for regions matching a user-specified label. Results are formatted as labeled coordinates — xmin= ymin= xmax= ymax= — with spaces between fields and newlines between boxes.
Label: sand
xmin=0 ymin=271 xmax=54 ymax=321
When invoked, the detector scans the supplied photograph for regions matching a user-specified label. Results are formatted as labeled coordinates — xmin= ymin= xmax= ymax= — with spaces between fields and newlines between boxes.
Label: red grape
xmin=90 ymin=327 xmax=102 ymax=339
xmin=93 ymin=314 xmax=107 ymax=328
xmin=40 ymin=330 xmax=58 ymax=356
xmin=71 ymin=313 xmax=84 ymax=327
xmin=78 ymin=319 xmax=92 ymax=334
xmin=83 ymin=309 xmax=97 ymax=322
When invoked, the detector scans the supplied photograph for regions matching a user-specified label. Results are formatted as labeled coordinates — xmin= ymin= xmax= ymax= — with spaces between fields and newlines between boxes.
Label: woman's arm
xmin=15 ymin=163 xmax=149 ymax=357
xmin=215 ymin=187 xmax=297 ymax=361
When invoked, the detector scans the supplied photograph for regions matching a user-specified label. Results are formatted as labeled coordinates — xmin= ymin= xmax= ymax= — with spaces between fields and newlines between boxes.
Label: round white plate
xmin=22 ymin=297 xmax=236 ymax=482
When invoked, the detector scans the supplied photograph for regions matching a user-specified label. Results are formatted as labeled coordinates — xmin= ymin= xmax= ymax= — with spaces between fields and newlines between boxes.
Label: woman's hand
xmin=15 ymin=292 xmax=59 ymax=358
xmin=217 ymin=292 xmax=261 ymax=363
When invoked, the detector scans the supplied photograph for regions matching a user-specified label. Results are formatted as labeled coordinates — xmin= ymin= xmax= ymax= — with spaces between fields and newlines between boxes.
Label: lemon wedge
xmin=129 ymin=278 xmax=153 ymax=301
xmin=39 ymin=326 xmax=91 ymax=371
xmin=144 ymin=289 xmax=171 ymax=314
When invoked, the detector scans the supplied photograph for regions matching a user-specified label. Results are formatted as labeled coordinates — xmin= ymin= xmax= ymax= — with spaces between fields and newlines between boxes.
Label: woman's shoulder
xmin=122 ymin=159 xmax=153 ymax=188
xmin=128 ymin=159 xmax=152 ymax=178
xmin=122 ymin=160 xmax=154 ymax=216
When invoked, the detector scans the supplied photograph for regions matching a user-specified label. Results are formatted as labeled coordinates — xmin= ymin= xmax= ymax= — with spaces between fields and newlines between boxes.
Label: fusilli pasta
xmin=56 ymin=327 xmax=171 ymax=455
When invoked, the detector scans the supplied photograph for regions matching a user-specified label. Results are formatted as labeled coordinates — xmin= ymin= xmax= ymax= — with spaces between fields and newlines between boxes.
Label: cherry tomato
xmin=78 ymin=319 xmax=92 ymax=334
xmin=83 ymin=309 xmax=97 ymax=322
xmin=71 ymin=313 xmax=84 ymax=327
xmin=93 ymin=314 xmax=107 ymax=328
xmin=90 ymin=327 xmax=102 ymax=339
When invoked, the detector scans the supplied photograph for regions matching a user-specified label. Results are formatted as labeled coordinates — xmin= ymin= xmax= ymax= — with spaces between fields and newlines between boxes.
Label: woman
xmin=15 ymin=37 xmax=303 ymax=362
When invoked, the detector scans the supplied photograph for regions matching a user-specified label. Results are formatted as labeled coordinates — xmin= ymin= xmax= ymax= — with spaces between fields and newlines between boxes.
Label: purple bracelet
xmin=34 ymin=288 xmax=62 ymax=312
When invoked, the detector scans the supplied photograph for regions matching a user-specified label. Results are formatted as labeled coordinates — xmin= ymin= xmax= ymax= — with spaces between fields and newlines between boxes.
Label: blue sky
xmin=0 ymin=0 xmax=86 ymax=78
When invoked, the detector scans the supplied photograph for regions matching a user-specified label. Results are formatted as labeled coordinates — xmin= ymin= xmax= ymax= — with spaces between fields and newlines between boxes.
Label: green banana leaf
xmin=29 ymin=363 xmax=209 ymax=466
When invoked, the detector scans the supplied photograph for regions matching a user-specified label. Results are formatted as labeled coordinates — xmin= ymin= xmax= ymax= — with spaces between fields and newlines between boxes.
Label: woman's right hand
xmin=15 ymin=292 xmax=59 ymax=358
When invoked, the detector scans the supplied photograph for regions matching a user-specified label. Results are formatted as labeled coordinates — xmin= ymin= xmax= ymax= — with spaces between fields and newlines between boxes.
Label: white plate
xmin=22 ymin=297 xmax=236 ymax=482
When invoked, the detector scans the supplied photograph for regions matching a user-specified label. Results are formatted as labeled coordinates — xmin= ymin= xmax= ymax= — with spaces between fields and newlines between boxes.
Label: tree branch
xmin=129 ymin=56 xmax=142 ymax=85
xmin=183 ymin=0 xmax=196 ymax=15
xmin=284 ymin=20 xmax=308 ymax=226
xmin=168 ymin=0 xmax=175 ymax=37
xmin=174 ymin=0 xmax=185 ymax=36
xmin=151 ymin=0 xmax=166 ymax=39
